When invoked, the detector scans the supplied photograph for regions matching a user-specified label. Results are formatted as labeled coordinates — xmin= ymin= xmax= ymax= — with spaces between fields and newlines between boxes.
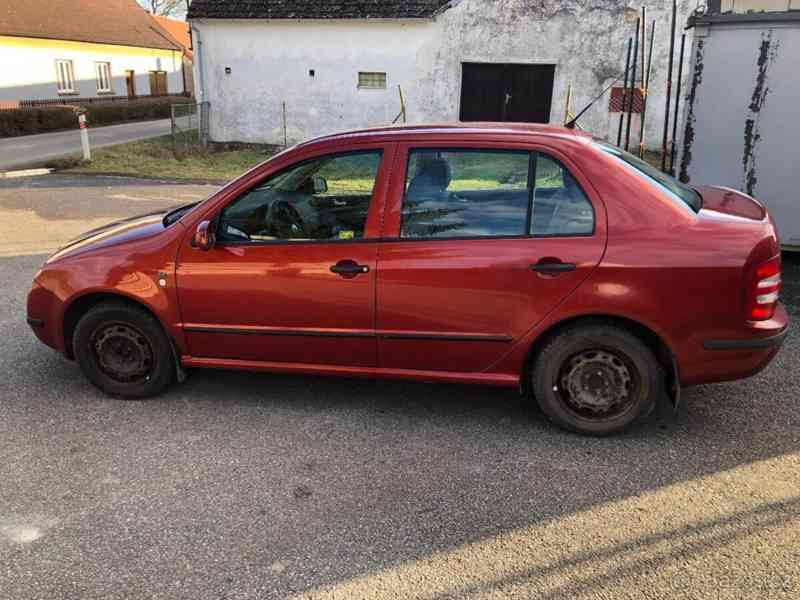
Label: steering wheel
xmin=270 ymin=200 xmax=306 ymax=238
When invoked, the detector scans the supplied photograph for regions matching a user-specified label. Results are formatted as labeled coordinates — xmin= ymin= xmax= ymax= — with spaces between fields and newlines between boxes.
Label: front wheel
xmin=531 ymin=324 xmax=662 ymax=436
xmin=73 ymin=301 xmax=176 ymax=399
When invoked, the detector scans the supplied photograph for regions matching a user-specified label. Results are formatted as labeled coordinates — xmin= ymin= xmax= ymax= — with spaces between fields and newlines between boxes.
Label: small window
xmin=401 ymin=149 xmax=531 ymax=239
xmin=218 ymin=151 xmax=383 ymax=243
xmin=358 ymin=72 xmax=387 ymax=89
xmin=95 ymin=62 xmax=112 ymax=93
xmin=55 ymin=60 xmax=75 ymax=94
xmin=532 ymin=154 xmax=594 ymax=236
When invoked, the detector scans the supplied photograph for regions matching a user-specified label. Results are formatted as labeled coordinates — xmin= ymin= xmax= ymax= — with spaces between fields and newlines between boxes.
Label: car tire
xmin=73 ymin=301 xmax=176 ymax=399
xmin=531 ymin=323 xmax=662 ymax=436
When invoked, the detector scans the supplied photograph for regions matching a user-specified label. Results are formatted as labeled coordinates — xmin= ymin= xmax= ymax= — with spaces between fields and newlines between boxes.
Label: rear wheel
xmin=531 ymin=324 xmax=661 ymax=436
xmin=73 ymin=301 xmax=175 ymax=399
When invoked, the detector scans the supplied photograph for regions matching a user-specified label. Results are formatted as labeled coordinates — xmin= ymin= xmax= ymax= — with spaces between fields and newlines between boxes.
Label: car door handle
xmin=530 ymin=261 xmax=577 ymax=274
xmin=331 ymin=260 xmax=370 ymax=276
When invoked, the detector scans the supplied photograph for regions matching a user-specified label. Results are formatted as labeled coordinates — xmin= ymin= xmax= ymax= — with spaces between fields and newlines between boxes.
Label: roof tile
xmin=188 ymin=0 xmax=451 ymax=20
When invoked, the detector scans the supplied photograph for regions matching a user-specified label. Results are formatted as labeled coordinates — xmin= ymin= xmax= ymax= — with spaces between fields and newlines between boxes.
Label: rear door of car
xmin=375 ymin=140 xmax=607 ymax=373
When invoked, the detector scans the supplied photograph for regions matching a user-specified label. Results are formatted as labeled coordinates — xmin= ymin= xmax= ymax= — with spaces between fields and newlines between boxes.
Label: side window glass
xmin=532 ymin=154 xmax=594 ymax=236
xmin=218 ymin=151 xmax=381 ymax=243
xmin=401 ymin=149 xmax=530 ymax=239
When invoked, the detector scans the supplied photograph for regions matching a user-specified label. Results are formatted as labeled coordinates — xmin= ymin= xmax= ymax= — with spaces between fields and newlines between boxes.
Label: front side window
xmin=218 ymin=151 xmax=382 ymax=243
xmin=532 ymin=154 xmax=594 ymax=236
xmin=95 ymin=62 xmax=112 ymax=93
xmin=55 ymin=60 xmax=75 ymax=94
xmin=401 ymin=150 xmax=531 ymax=239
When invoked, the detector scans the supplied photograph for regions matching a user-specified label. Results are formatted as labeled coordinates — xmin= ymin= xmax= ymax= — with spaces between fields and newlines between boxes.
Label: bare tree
xmin=142 ymin=0 xmax=184 ymax=17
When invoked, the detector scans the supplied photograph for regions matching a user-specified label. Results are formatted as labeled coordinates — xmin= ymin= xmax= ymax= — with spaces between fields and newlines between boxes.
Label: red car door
xmin=175 ymin=143 xmax=394 ymax=367
xmin=376 ymin=142 xmax=607 ymax=373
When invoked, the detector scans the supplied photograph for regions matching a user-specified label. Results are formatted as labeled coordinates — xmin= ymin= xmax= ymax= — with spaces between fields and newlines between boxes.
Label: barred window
xmin=56 ymin=60 xmax=75 ymax=94
xmin=95 ymin=62 xmax=112 ymax=93
xmin=358 ymin=72 xmax=387 ymax=89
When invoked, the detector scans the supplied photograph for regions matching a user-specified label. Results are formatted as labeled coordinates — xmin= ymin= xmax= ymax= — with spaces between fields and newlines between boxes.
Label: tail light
xmin=747 ymin=255 xmax=781 ymax=321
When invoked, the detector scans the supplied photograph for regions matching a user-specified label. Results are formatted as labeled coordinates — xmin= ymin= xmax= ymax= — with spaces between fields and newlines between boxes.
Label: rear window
xmin=595 ymin=141 xmax=701 ymax=212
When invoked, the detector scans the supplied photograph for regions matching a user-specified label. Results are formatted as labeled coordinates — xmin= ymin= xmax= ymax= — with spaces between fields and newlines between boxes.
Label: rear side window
xmin=532 ymin=154 xmax=594 ymax=236
xmin=400 ymin=149 xmax=594 ymax=239
xmin=401 ymin=149 xmax=531 ymax=238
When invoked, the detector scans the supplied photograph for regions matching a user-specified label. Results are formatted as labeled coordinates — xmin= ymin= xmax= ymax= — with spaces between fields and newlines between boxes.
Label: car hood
xmin=46 ymin=207 xmax=181 ymax=264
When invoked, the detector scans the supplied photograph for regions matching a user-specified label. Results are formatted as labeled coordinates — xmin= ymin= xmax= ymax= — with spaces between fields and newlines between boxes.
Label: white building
xmin=0 ymin=0 xmax=185 ymax=107
xmin=189 ymin=0 xmax=697 ymax=149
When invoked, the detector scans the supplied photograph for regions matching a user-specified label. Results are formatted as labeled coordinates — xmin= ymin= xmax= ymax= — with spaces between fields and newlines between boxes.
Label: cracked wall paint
xmin=194 ymin=0 xmax=696 ymax=146
xmin=679 ymin=38 xmax=703 ymax=184
xmin=742 ymin=31 xmax=778 ymax=197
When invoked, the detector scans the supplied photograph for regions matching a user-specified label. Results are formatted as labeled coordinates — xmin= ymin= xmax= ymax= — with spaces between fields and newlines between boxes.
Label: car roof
xmin=297 ymin=123 xmax=594 ymax=148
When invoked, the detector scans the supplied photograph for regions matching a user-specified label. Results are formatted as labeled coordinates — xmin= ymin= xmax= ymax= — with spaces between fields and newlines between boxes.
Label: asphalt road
xmin=1 ymin=174 xmax=798 ymax=599
xmin=0 ymin=119 xmax=172 ymax=172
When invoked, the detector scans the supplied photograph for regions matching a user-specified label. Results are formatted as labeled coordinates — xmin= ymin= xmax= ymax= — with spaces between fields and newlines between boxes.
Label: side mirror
xmin=313 ymin=176 xmax=328 ymax=195
xmin=194 ymin=220 xmax=216 ymax=251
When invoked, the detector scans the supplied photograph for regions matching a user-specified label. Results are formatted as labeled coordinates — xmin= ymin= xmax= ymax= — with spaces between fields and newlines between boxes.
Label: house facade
xmin=188 ymin=0 xmax=696 ymax=148
xmin=0 ymin=0 xmax=185 ymax=107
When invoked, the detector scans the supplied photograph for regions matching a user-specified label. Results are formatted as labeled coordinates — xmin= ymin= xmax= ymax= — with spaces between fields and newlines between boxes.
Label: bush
xmin=0 ymin=106 xmax=79 ymax=138
xmin=83 ymin=97 xmax=185 ymax=127
xmin=0 ymin=96 xmax=189 ymax=137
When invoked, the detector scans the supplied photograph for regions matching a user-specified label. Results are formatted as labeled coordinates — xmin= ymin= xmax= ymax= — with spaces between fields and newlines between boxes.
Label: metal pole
xmin=617 ymin=38 xmax=632 ymax=147
xmin=670 ymin=34 xmax=687 ymax=175
xmin=625 ymin=17 xmax=640 ymax=152
xmin=639 ymin=20 xmax=656 ymax=159
xmin=661 ymin=0 xmax=678 ymax=172
xmin=640 ymin=6 xmax=647 ymax=90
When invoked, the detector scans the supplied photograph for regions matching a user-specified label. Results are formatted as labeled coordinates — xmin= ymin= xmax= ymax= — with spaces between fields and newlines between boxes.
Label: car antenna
xmin=565 ymin=74 xmax=624 ymax=130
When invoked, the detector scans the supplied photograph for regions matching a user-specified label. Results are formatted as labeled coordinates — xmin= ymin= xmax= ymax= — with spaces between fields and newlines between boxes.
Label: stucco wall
xmin=0 ymin=36 xmax=184 ymax=103
xmin=192 ymin=0 xmax=696 ymax=148
xmin=678 ymin=20 xmax=800 ymax=246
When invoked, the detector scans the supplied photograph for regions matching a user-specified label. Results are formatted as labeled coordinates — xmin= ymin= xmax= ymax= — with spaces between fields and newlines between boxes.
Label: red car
xmin=27 ymin=124 xmax=788 ymax=435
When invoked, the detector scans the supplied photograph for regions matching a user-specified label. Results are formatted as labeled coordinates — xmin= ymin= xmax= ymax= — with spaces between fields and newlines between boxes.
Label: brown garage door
xmin=460 ymin=63 xmax=555 ymax=123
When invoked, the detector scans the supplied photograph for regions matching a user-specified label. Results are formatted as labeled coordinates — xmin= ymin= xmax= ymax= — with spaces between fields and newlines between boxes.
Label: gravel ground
xmin=0 ymin=174 xmax=798 ymax=599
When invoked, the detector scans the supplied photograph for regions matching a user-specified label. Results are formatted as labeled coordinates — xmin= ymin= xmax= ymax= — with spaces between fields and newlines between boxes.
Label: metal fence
xmin=15 ymin=93 xmax=190 ymax=109
xmin=170 ymin=102 xmax=210 ymax=154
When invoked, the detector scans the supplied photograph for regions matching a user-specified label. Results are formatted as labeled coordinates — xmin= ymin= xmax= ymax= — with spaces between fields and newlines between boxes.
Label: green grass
xmin=61 ymin=135 xmax=270 ymax=182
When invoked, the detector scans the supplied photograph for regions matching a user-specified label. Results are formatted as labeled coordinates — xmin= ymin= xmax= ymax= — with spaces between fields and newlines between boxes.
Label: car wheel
xmin=531 ymin=323 xmax=662 ymax=436
xmin=73 ymin=301 xmax=176 ymax=399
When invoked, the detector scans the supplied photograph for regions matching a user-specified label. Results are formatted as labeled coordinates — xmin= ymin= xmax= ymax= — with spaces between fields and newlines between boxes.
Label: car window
xmin=595 ymin=141 xmax=701 ymax=212
xmin=218 ymin=151 xmax=382 ymax=243
xmin=532 ymin=154 xmax=594 ymax=236
xmin=400 ymin=149 xmax=530 ymax=239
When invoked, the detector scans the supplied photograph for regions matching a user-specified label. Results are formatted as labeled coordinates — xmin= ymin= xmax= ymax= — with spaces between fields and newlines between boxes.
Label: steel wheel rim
xmin=90 ymin=321 xmax=154 ymax=384
xmin=556 ymin=348 xmax=639 ymax=420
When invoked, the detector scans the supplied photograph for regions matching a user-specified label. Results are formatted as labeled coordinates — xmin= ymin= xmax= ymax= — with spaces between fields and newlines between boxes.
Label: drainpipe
xmin=190 ymin=24 xmax=206 ymax=102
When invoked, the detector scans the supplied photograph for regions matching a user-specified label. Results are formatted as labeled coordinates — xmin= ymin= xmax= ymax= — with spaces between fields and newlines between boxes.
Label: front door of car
xmin=175 ymin=145 xmax=393 ymax=367
xmin=376 ymin=143 xmax=607 ymax=373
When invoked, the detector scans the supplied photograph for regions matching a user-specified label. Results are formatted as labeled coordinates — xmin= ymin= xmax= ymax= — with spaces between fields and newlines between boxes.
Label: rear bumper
xmin=702 ymin=329 xmax=788 ymax=350
xmin=681 ymin=304 xmax=789 ymax=386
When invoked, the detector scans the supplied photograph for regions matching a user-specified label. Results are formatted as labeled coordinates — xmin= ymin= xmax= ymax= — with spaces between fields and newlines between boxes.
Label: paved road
xmin=0 ymin=119 xmax=172 ymax=171
xmin=0 ymin=174 xmax=798 ymax=599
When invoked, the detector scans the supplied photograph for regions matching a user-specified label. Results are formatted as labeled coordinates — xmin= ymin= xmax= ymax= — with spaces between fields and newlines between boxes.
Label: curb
xmin=0 ymin=168 xmax=53 ymax=179
xmin=65 ymin=171 xmax=228 ymax=185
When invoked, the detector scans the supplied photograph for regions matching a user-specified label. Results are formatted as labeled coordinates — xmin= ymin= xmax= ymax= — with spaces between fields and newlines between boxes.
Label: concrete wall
xmin=720 ymin=0 xmax=800 ymax=12
xmin=192 ymin=0 xmax=696 ymax=148
xmin=678 ymin=18 xmax=800 ymax=246
xmin=0 ymin=36 xmax=184 ymax=104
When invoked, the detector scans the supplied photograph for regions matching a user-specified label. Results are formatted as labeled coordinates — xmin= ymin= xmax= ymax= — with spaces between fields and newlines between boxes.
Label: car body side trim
xmin=26 ymin=317 xmax=45 ymax=328
xmin=703 ymin=329 xmax=788 ymax=350
xmin=183 ymin=325 xmax=513 ymax=343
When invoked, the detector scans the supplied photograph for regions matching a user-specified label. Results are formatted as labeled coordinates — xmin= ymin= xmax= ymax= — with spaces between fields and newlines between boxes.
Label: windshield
xmin=595 ymin=142 xmax=701 ymax=212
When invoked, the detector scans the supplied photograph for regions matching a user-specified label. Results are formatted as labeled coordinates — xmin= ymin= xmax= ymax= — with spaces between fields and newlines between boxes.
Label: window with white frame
xmin=358 ymin=72 xmax=387 ymax=89
xmin=55 ymin=60 xmax=75 ymax=94
xmin=95 ymin=62 xmax=112 ymax=93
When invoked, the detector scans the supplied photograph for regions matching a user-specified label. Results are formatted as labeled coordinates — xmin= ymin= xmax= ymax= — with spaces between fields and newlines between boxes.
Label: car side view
xmin=27 ymin=124 xmax=788 ymax=435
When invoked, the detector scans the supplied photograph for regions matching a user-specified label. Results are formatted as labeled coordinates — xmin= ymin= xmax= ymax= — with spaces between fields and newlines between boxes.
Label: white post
xmin=78 ymin=112 xmax=91 ymax=161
